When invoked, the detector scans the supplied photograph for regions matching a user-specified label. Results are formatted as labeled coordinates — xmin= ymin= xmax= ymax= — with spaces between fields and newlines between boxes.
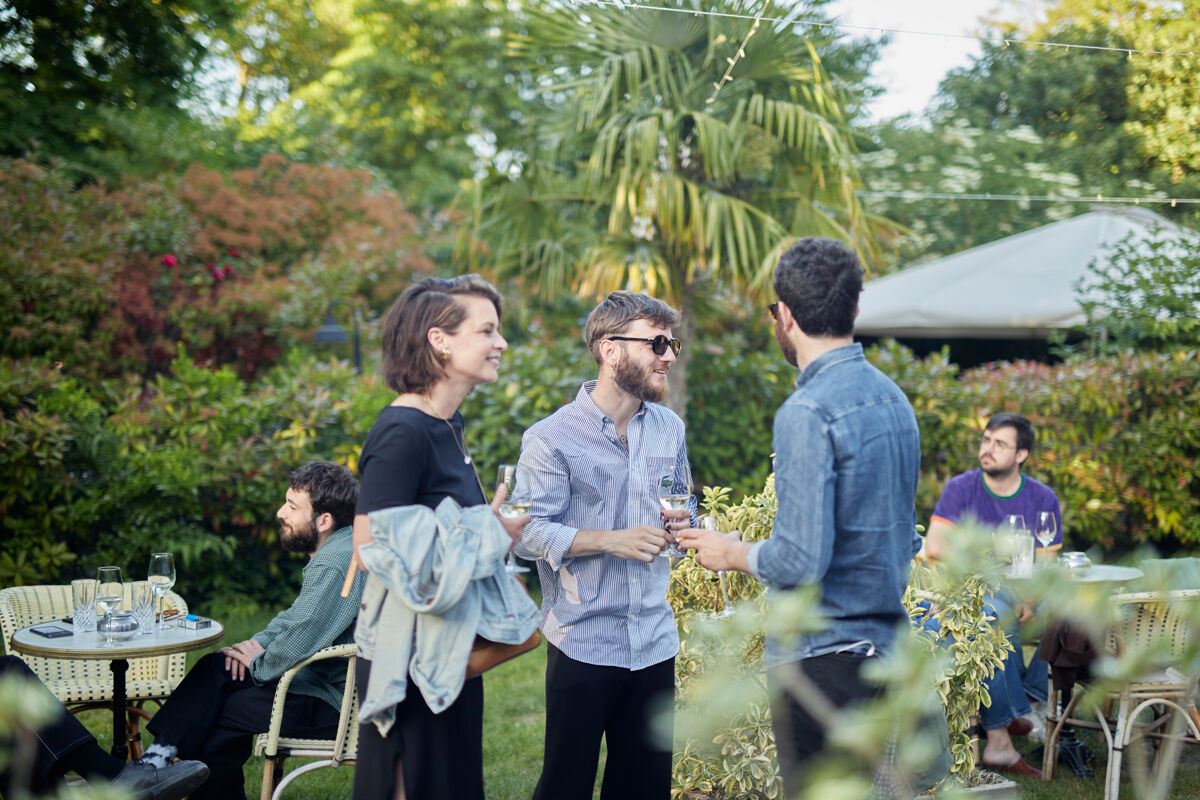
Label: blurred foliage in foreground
xmin=668 ymin=474 xmax=1200 ymax=799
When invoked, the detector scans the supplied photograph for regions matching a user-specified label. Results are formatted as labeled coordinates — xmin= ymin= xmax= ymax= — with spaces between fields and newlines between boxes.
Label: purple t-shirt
xmin=932 ymin=468 xmax=1063 ymax=550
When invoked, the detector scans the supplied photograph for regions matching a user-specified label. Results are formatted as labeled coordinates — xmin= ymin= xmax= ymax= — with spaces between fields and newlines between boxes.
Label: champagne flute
xmin=656 ymin=470 xmax=691 ymax=559
xmin=496 ymin=465 xmax=530 ymax=574
xmin=1034 ymin=511 xmax=1057 ymax=561
xmin=697 ymin=516 xmax=736 ymax=619
xmin=148 ymin=553 xmax=176 ymax=631
xmin=96 ymin=566 xmax=123 ymax=648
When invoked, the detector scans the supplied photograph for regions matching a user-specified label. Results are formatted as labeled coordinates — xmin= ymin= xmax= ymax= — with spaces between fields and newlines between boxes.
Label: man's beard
xmin=281 ymin=517 xmax=319 ymax=553
xmin=615 ymin=351 xmax=668 ymax=402
xmin=775 ymin=321 xmax=798 ymax=367
xmin=981 ymin=463 xmax=1017 ymax=481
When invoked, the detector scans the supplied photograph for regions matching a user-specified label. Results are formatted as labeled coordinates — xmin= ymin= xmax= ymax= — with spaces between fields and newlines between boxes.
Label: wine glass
xmin=1001 ymin=514 xmax=1031 ymax=578
xmin=656 ymin=470 xmax=691 ymax=559
xmin=1002 ymin=514 xmax=1027 ymax=534
xmin=95 ymin=566 xmax=123 ymax=648
xmin=148 ymin=553 xmax=176 ymax=631
xmin=697 ymin=516 xmax=736 ymax=619
xmin=1034 ymin=511 xmax=1057 ymax=560
xmin=495 ymin=465 xmax=530 ymax=574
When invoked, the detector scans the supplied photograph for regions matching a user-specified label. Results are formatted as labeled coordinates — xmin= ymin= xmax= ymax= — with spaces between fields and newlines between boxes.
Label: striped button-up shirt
xmin=516 ymin=381 xmax=690 ymax=671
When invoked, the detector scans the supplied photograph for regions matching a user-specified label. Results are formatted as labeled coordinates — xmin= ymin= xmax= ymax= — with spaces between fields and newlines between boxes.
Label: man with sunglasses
xmin=516 ymin=290 xmax=692 ymax=800
xmin=923 ymin=412 xmax=1064 ymax=777
xmin=678 ymin=237 xmax=921 ymax=794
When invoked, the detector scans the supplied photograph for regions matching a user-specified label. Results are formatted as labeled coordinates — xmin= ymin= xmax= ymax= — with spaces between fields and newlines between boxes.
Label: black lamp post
xmin=313 ymin=299 xmax=362 ymax=374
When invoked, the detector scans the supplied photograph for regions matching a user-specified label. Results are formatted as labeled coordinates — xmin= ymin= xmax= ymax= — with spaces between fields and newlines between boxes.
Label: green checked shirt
xmin=249 ymin=526 xmax=366 ymax=709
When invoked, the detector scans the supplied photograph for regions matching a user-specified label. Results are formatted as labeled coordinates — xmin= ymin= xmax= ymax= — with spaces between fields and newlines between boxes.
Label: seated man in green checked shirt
xmin=134 ymin=461 xmax=367 ymax=800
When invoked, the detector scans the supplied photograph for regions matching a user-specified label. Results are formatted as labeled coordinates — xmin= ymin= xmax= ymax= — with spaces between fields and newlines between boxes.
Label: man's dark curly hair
xmin=773 ymin=237 xmax=864 ymax=338
xmin=288 ymin=461 xmax=358 ymax=530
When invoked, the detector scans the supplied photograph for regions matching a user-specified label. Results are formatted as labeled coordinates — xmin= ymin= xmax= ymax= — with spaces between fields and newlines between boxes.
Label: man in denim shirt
xmin=680 ymin=237 xmax=921 ymax=792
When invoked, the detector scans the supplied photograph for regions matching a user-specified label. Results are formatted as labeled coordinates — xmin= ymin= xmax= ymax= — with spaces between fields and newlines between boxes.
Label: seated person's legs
xmin=0 ymin=655 xmax=208 ymax=799
xmin=144 ymin=652 xmax=338 ymax=800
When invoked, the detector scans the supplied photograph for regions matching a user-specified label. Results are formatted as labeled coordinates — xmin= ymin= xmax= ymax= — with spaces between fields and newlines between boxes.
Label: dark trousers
xmin=531 ymin=643 xmax=675 ymax=800
xmin=0 ymin=655 xmax=99 ymax=796
xmin=768 ymin=652 xmax=878 ymax=797
xmin=146 ymin=652 xmax=338 ymax=800
xmin=352 ymin=658 xmax=485 ymax=800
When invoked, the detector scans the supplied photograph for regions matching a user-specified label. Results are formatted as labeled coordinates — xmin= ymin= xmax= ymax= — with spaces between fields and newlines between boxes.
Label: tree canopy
xmin=0 ymin=0 xmax=239 ymax=178
xmin=461 ymin=0 xmax=890 ymax=416
xmin=862 ymin=0 xmax=1200 ymax=268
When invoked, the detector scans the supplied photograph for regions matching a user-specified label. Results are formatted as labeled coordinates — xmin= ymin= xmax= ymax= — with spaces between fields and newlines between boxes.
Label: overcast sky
xmin=826 ymin=0 xmax=1041 ymax=120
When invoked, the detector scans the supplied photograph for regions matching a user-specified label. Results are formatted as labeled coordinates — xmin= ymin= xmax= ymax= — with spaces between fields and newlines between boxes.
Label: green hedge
xmin=2 ymin=342 xmax=1197 ymax=607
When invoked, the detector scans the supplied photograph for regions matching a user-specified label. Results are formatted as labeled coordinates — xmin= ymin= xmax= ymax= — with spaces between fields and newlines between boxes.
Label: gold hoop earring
xmin=441 ymin=349 xmax=451 ymax=361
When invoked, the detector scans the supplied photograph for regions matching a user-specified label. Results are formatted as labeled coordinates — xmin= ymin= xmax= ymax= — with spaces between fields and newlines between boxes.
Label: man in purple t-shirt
xmin=925 ymin=413 xmax=1060 ymax=778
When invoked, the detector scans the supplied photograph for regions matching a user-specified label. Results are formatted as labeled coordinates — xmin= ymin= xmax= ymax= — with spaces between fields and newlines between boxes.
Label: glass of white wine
xmin=697 ymin=516 xmax=736 ymax=619
xmin=96 ymin=566 xmax=123 ymax=648
xmin=148 ymin=553 xmax=176 ymax=631
xmin=1034 ymin=511 xmax=1057 ymax=562
xmin=496 ymin=465 xmax=530 ymax=574
xmin=656 ymin=471 xmax=691 ymax=559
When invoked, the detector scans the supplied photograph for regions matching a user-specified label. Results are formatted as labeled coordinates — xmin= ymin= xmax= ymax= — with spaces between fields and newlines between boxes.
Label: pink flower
xmin=227 ymin=247 xmax=241 ymax=258
xmin=162 ymin=255 xmax=178 ymax=267
xmin=211 ymin=267 xmax=225 ymax=281
xmin=222 ymin=264 xmax=234 ymax=277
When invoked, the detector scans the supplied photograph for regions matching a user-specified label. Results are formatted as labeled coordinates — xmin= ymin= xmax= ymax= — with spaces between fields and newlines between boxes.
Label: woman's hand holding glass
xmin=494 ymin=465 xmax=530 ymax=574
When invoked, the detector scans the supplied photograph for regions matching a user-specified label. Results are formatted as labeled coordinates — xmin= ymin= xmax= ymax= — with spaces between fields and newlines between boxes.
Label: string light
xmin=572 ymin=0 xmax=1200 ymax=60
xmin=706 ymin=4 xmax=764 ymax=105
xmin=857 ymin=191 xmax=1200 ymax=205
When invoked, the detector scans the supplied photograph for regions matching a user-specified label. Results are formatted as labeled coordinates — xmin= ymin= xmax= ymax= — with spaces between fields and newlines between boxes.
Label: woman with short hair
xmin=351 ymin=275 xmax=527 ymax=800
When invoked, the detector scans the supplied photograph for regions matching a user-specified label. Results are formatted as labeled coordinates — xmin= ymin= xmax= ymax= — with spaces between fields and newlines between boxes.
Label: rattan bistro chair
xmin=1042 ymin=590 xmax=1200 ymax=799
xmin=0 ymin=583 xmax=189 ymax=756
xmin=253 ymin=643 xmax=359 ymax=800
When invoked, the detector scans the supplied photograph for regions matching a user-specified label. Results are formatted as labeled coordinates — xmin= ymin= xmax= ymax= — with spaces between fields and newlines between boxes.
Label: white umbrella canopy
xmin=856 ymin=206 xmax=1197 ymax=339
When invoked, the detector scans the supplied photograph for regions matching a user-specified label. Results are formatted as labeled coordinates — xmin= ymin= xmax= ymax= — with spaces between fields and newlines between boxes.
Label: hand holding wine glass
xmin=656 ymin=471 xmax=691 ymax=559
xmin=148 ymin=553 xmax=176 ymax=632
xmin=697 ymin=516 xmax=736 ymax=619
xmin=495 ymin=465 xmax=530 ymax=574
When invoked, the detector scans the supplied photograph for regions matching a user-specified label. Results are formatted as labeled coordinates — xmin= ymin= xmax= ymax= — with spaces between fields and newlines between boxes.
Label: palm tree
xmin=460 ymin=0 xmax=894 ymax=418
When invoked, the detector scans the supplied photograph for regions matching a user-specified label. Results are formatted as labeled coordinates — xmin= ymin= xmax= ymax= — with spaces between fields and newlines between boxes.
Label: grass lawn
xmin=72 ymin=606 xmax=1200 ymax=799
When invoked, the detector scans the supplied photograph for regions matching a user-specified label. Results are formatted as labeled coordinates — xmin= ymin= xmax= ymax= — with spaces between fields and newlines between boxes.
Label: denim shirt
xmin=355 ymin=497 xmax=540 ymax=733
xmin=746 ymin=343 xmax=921 ymax=667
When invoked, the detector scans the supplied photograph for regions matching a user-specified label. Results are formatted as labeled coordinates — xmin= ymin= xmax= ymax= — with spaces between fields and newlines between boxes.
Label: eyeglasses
xmin=607 ymin=335 xmax=682 ymax=356
xmin=980 ymin=435 xmax=1015 ymax=452
xmin=767 ymin=302 xmax=779 ymax=322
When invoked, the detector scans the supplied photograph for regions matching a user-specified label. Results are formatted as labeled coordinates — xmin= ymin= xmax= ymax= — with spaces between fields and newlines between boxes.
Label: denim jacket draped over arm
xmin=354 ymin=497 xmax=540 ymax=735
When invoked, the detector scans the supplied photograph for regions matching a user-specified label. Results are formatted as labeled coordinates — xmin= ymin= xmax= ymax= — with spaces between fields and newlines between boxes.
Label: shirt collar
xmin=573 ymin=380 xmax=648 ymax=428
xmin=794 ymin=342 xmax=865 ymax=390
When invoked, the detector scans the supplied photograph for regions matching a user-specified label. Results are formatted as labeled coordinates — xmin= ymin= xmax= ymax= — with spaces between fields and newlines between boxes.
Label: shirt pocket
xmin=644 ymin=455 xmax=681 ymax=494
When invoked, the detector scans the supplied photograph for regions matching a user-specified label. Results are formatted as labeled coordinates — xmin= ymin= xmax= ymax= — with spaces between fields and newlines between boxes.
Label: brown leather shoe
xmin=982 ymin=756 xmax=1043 ymax=779
xmin=1007 ymin=717 xmax=1034 ymax=737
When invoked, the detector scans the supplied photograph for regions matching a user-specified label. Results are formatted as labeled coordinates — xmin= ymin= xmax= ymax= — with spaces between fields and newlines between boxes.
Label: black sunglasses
xmin=608 ymin=335 xmax=682 ymax=356
xmin=767 ymin=302 xmax=779 ymax=321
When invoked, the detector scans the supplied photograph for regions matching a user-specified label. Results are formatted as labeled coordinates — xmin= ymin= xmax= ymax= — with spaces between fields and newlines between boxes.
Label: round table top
xmin=1066 ymin=564 xmax=1145 ymax=583
xmin=10 ymin=619 xmax=225 ymax=660
xmin=1006 ymin=563 xmax=1145 ymax=583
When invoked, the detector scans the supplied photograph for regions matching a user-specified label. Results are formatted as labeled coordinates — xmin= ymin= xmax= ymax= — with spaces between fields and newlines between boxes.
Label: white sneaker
xmin=1026 ymin=700 xmax=1048 ymax=742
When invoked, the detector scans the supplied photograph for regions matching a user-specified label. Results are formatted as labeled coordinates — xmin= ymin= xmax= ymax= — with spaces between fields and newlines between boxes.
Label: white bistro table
xmin=11 ymin=619 xmax=224 ymax=760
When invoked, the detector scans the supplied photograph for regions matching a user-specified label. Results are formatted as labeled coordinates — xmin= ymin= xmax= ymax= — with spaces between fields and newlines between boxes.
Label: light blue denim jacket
xmin=355 ymin=497 xmax=540 ymax=734
xmin=746 ymin=344 xmax=922 ymax=668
